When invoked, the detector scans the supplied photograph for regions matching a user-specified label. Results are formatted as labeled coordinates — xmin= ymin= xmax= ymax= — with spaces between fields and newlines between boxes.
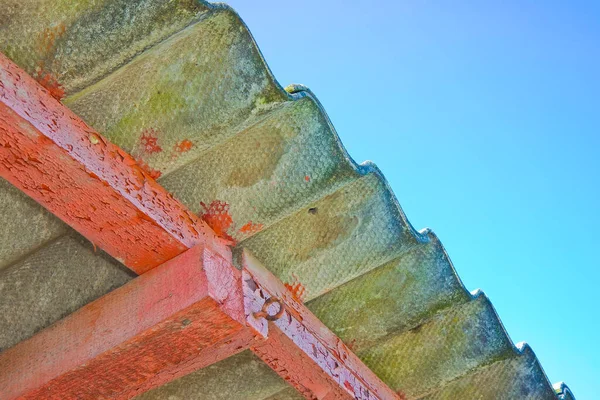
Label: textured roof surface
xmin=0 ymin=1 xmax=574 ymax=398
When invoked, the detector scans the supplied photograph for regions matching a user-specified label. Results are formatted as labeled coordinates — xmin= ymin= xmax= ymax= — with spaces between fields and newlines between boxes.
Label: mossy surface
xmin=1 ymin=0 xmax=211 ymax=94
xmin=0 ymin=1 xmax=564 ymax=399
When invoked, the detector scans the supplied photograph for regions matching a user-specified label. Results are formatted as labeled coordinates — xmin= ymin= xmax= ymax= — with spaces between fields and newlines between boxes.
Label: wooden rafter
xmin=0 ymin=245 xmax=252 ymax=399
xmin=0 ymin=52 xmax=229 ymax=274
xmin=0 ymin=53 xmax=399 ymax=400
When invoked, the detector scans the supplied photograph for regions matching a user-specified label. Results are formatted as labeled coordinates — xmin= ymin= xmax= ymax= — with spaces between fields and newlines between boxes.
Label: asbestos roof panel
xmin=0 ymin=1 xmax=575 ymax=398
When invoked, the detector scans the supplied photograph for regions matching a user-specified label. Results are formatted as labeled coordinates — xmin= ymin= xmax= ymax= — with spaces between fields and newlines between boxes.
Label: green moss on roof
xmin=0 ymin=1 xmax=572 ymax=399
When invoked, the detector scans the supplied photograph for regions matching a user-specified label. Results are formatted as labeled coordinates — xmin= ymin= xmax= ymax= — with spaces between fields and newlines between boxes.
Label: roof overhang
xmin=0 ymin=51 xmax=400 ymax=400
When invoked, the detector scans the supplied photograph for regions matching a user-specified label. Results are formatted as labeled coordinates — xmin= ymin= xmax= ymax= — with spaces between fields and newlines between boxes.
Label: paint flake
xmin=139 ymin=129 xmax=162 ymax=154
xmin=200 ymin=200 xmax=234 ymax=242
xmin=175 ymin=139 xmax=194 ymax=153
xmin=239 ymin=221 xmax=264 ymax=235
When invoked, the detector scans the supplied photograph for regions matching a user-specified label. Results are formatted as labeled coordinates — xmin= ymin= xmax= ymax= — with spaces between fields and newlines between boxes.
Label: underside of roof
xmin=0 ymin=1 xmax=574 ymax=399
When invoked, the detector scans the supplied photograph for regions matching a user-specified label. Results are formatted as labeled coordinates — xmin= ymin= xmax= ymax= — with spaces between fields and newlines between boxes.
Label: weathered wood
xmin=0 ymin=52 xmax=400 ymax=400
xmin=0 ymin=245 xmax=253 ymax=400
xmin=0 ymin=53 xmax=229 ymax=274
xmin=0 ymin=244 xmax=400 ymax=400
xmin=243 ymin=251 xmax=400 ymax=400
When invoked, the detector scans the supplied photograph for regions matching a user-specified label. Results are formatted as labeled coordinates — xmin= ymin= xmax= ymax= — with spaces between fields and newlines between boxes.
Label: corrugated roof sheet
xmin=0 ymin=1 xmax=575 ymax=398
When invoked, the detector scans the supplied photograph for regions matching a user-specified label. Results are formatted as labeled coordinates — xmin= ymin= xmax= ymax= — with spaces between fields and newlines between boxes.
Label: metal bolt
xmin=253 ymin=297 xmax=285 ymax=321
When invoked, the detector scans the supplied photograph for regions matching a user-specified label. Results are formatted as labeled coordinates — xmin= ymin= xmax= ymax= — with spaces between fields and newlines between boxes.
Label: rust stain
xmin=174 ymin=139 xmax=193 ymax=153
xmin=35 ymin=72 xmax=65 ymax=101
xmin=34 ymin=23 xmax=67 ymax=101
xmin=346 ymin=338 xmax=357 ymax=352
xmin=199 ymin=200 xmax=234 ymax=243
xmin=38 ymin=23 xmax=66 ymax=53
xmin=139 ymin=129 xmax=162 ymax=154
xmin=136 ymin=158 xmax=162 ymax=179
xmin=238 ymin=221 xmax=263 ymax=235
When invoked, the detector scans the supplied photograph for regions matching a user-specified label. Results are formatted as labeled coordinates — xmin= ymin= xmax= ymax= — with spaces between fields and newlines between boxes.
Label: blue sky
xmin=227 ymin=1 xmax=599 ymax=398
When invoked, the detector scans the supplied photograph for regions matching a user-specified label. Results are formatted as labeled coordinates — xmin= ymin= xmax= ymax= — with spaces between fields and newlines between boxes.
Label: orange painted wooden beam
xmin=0 ymin=53 xmax=400 ymax=400
xmin=0 ymin=53 xmax=229 ymax=274
xmin=243 ymin=251 xmax=400 ymax=400
xmin=0 ymin=245 xmax=254 ymax=400
xmin=0 ymin=245 xmax=400 ymax=400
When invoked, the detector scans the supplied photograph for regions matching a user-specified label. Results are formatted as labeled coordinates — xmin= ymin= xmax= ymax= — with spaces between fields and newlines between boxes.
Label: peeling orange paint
xmin=35 ymin=72 xmax=65 ymax=101
xmin=140 ymin=129 xmax=162 ymax=154
xmin=174 ymin=139 xmax=193 ymax=153
xmin=136 ymin=158 xmax=162 ymax=179
xmin=238 ymin=221 xmax=263 ymax=235
xmin=284 ymin=276 xmax=306 ymax=303
xmin=200 ymin=200 xmax=234 ymax=243
xmin=0 ymin=53 xmax=228 ymax=273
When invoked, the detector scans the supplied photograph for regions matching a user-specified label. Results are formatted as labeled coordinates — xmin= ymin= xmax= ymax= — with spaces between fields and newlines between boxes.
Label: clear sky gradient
xmin=226 ymin=1 xmax=599 ymax=398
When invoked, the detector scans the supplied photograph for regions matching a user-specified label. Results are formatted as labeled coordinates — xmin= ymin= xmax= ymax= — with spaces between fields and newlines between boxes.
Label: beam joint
xmin=0 ymin=245 xmax=252 ymax=400
xmin=243 ymin=251 xmax=399 ymax=400
xmin=0 ymin=52 xmax=400 ymax=400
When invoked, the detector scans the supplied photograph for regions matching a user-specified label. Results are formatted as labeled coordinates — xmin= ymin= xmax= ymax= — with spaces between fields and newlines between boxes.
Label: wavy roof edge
xmin=554 ymin=382 xmax=577 ymax=400
xmin=202 ymin=1 xmax=573 ymax=396
xmin=0 ymin=0 xmax=575 ymax=397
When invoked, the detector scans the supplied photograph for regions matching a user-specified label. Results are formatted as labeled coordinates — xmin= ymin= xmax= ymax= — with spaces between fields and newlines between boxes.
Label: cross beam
xmin=0 ymin=246 xmax=252 ymax=399
xmin=0 ymin=246 xmax=398 ymax=400
xmin=0 ymin=53 xmax=399 ymax=400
